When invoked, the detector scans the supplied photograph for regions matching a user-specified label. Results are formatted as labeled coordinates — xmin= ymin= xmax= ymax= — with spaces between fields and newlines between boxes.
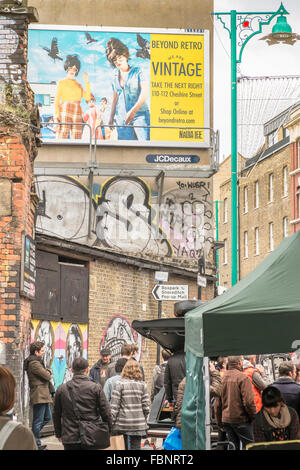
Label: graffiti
xmin=35 ymin=175 xmax=214 ymax=260
xmin=35 ymin=176 xmax=97 ymax=245
xmin=100 ymin=315 xmax=143 ymax=363
xmin=95 ymin=177 xmax=172 ymax=257
xmin=160 ymin=182 xmax=214 ymax=258
xmin=32 ymin=320 xmax=88 ymax=390
xmin=0 ymin=14 xmax=24 ymax=107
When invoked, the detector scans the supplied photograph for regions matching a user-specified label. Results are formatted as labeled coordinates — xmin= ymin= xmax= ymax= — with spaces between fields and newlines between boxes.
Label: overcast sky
xmin=213 ymin=0 xmax=300 ymax=161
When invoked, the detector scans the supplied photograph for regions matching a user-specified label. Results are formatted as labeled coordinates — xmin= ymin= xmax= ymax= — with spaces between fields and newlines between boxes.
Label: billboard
xmin=28 ymin=25 xmax=209 ymax=148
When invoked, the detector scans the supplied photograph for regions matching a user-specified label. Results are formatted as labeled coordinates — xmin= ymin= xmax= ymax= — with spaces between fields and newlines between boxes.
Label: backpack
xmin=0 ymin=420 xmax=20 ymax=450
xmin=153 ymin=363 xmax=166 ymax=397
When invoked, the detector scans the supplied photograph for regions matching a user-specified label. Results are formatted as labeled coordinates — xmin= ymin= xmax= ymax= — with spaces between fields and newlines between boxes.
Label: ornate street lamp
xmin=212 ymin=3 xmax=299 ymax=286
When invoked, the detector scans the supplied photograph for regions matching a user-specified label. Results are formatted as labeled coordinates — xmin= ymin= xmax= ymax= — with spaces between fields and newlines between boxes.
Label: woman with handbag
xmin=53 ymin=357 xmax=112 ymax=450
xmin=110 ymin=359 xmax=150 ymax=450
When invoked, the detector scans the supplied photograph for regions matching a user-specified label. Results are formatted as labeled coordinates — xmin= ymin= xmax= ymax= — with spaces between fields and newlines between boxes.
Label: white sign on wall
xmin=152 ymin=284 xmax=189 ymax=301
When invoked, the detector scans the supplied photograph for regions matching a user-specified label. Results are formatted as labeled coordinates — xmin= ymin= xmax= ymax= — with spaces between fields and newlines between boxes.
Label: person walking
xmin=106 ymin=344 xmax=132 ymax=379
xmin=130 ymin=344 xmax=145 ymax=380
xmin=243 ymin=355 xmax=269 ymax=412
xmin=253 ymin=386 xmax=300 ymax=443
xmin=272 ymin=361 xmax=300 ymax=419
xmin=53 ymin=357 xmax=112 ymax=450
xmin=150 ymin=349 xmax=172 ymax=402
xmin=164 ymin=349 xmax=186 ymax=407
xmin=24 ymin=341 xmax=54 ymax=450
xmin=103 ymin=357 xmax=127 ymax=403
xmin=110 ymin=359 xmax=150 ymax=450
xmin=215 ymin=357 xmax=228 ymax=377
xmin=89 ymin=348 xmax=111 ymax=388
xmin=0 ymin=366 xmax=37 ymax=450
xmin=215 ymin=356 xmax=256 ymax=450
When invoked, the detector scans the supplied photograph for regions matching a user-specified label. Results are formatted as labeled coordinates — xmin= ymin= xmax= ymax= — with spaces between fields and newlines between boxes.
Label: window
xmin=269 ymin=222 xmax=274 ymax=251
xmin=255 ymin=227 xmax=259 ymax=255
xmin=244 ymin=231 xmax=248 ymax=258
xmin=223 ymin=239 xmax=228 ymax=265
xmin=283 ymin=217 xmax=288 ymax=238
xmin=298 ymin=141 xmax=300 ymax=169
xmin=268 ymin=174 xmax=274 ymax=202
xmin=283 ymin=166 xmax=288 ymax=197
xmin=254 ymin=181 xmax=259 ymax=209
xmin=298 ymin=191 xmax=300 ymax=219
xmin=267 ymin=130 xmax=278 ymax=147
xmin=283 ymin=127 xmax=290 ymax=139
xmin=244 ymin=186 xmax=248 ymax=213
xmin=223 ymin=198 xmax=228 ymax=223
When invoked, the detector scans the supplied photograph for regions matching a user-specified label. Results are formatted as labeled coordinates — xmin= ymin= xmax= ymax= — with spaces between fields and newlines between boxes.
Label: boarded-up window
xmin=60 ymin=263 xmax=89 ymax=324
xmin=32 ymin=250 xmax=88 ymax=323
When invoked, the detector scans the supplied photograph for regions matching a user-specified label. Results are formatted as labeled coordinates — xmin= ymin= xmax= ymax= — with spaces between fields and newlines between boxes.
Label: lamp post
xmin=212 ymin=3 xmax=298 ymax=286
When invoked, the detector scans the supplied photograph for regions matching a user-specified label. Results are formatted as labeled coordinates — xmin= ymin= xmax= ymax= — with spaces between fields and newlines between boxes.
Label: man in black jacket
xmin=89 ymin=348 xmax=111 ymax=388
xmin=164 ymin=349 xmax=186 ymax=405
xmin=53 ymin=357 xmax=112 ymax=450
xmin=272 ymin=361 xmax=300 ymax=419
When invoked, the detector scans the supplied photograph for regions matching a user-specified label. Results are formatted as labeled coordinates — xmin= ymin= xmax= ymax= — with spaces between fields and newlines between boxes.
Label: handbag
xmin=67 ymin=383 xmax=110 ymax=449
xmin=163 ymin=426 xmax=182 ymax=450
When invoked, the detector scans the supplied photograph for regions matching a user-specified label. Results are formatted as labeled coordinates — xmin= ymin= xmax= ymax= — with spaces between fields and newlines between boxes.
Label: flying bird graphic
xmin=42 ymin=38 xmax=63 ymax=62
xmin=85 ymin=32 xmax=97 ymax=44
xmin=136 ymin=33 xmax=150 ymax=59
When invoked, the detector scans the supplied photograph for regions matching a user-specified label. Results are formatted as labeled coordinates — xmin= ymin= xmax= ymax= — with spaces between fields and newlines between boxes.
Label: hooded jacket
xmin=24 ymin=355 xmax=53 ymax=406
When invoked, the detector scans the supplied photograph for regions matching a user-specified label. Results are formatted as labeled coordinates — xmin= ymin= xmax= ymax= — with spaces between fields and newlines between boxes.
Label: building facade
xmin=215 ymin=104 xmax=294 ymax=289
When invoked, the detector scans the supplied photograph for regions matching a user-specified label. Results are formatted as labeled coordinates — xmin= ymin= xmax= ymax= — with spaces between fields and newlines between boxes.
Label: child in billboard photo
xmin=106 ymin=38 xmax=150 ymax=141
xmin=82 ymin=94 xmax=103 ymax=141
xmin=54 ymin=54 xmax=91 ymax=139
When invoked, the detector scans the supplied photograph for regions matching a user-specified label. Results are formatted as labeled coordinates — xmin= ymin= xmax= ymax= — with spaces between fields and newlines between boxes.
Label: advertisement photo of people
xmin=28 ymin=26 xmax=209 ymax=146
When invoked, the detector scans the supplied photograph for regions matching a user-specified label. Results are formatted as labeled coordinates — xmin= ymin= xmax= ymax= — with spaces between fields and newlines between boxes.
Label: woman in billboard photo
xmin=54 ymin=54 xmax=91 ymax=139
xmin=106 ymin=38 xmax=150 ymax=141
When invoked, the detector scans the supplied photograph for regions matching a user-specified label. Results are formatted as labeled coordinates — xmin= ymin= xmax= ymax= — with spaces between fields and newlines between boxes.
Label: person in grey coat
xmin=110 ymin=359 xmax=150 ymax=450
xmin=103 ymin=357 xmax=127 ymax=402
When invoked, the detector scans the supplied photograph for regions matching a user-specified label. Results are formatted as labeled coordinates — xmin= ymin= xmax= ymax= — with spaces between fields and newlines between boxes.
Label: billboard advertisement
xmin=28 ymin=25 xmax=209 ymax=148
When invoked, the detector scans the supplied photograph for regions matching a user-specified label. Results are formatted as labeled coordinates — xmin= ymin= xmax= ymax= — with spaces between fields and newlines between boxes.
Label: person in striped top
xmin=110 ymin=359 xmax=150 ymax=450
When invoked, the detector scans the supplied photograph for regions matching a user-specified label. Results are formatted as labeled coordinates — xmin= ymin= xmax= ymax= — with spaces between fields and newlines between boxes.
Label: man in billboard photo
xmin=106 ymin=38 xmax=150 ymax=141
xmin=54 ymin=54 xmax=91 ymax=139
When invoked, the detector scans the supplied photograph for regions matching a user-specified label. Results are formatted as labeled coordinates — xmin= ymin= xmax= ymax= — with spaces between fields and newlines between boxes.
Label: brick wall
xmin=0 ymin=2 xmax=39 ymax=421
xmin=88 ymin=257 xmax=204 ymax=391
xmin=0 ymin=135 xmax=35 ymax=420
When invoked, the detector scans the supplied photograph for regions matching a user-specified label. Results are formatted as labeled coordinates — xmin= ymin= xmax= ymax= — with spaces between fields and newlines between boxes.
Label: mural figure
xmin=31 ymin=321 xmax=87 ymax=390
xmin=64 ymin=324 xmax=83 ymax=383
xmin=100 ymin=315 xmax=142 ymax=363
xmin=35 ymin=320 xmax=54 ymax=368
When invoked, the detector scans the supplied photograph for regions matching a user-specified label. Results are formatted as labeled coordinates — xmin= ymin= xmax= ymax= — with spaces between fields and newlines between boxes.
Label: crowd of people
xmin=1 ymin=344 xmax=300 ymax=451
xmin=213 ymin=355 xmax=300 ymax=449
